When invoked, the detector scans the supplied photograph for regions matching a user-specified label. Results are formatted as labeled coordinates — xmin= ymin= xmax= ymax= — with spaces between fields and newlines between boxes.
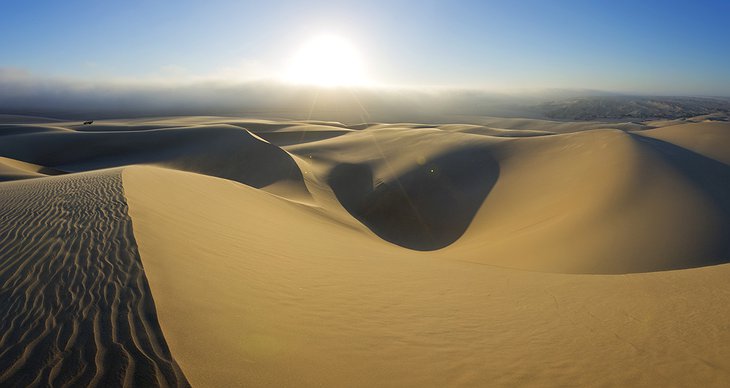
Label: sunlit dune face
xmin=285 ymin=34 xmax=368 ymax=87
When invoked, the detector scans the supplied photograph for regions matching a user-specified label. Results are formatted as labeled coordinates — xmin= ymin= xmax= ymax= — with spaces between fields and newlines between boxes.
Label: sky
xmin=1 ymin=0 xmax=729 ymax=95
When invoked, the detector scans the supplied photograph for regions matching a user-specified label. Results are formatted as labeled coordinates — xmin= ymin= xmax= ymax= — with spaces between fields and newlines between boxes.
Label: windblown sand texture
xmin=0 ymin=171 xmax=187 ymax=386
xmin=1 ymin=114 xmax=729 ymax=387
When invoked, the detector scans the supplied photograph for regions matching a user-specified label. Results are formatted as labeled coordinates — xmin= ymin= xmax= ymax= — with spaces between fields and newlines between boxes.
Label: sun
xmin=285 ymin=34 xmax=369 ymax=87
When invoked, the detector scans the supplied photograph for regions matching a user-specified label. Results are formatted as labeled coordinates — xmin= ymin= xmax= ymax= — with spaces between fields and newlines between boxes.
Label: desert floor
xmin=1 ymin=114 xmax=729 ymax=387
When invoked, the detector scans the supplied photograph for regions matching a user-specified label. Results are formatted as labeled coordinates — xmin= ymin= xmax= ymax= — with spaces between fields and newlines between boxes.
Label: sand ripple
xmin=0 ymin=171 xmax=188 ymax=387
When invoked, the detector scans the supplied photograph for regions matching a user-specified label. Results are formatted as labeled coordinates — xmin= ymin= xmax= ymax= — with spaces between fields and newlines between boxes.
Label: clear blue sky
xmin=1 ymin=0 xmax=729 ymax=95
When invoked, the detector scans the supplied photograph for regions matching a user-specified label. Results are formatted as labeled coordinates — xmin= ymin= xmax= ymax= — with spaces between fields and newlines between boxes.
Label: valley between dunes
xmin=1 ymin=114 xmax=729 ymax=387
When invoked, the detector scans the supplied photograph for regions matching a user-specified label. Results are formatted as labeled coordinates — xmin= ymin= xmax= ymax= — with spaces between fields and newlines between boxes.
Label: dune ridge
xmin=0 ymin=170 xmax=188 ymax=387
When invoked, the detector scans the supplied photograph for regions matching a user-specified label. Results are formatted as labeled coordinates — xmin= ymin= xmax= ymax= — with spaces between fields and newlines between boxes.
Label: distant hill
xmin=539 ymin=96 xmax=730 ymax=120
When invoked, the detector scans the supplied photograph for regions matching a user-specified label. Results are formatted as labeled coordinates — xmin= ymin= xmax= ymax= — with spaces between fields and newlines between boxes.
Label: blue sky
xmin=2 ymin=0 xmax=729 ymax=95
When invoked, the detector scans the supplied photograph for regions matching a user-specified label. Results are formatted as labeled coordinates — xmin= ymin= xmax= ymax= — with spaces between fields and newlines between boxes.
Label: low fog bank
xmin=0 ymin=74 xmax=545 ymax=123
xmin=1 ymin=71 xmax=728 ymax=123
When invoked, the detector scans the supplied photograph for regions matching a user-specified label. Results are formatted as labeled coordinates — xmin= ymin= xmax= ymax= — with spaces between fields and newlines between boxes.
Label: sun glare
xmin=285 ymin=34 xmax=369 ymax=87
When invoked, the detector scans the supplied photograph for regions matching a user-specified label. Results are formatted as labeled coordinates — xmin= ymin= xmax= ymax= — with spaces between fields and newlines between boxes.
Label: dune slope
xmin=447 ymin=129 xmax=730 ymax=273
xmin=0 ymin=122 xmax=309 ymax=196
xmin=286 ymin=124 xmax=730 ymax=273
xmin=124 ymin=165 xmax=730 ymax=387
xmin=0 ymin=171 xmax=187 ymax=387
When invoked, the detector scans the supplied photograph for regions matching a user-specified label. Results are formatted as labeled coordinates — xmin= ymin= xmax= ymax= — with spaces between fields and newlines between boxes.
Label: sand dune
xmin=638 ymin=121 xmax=730 ymax=164
xmin=0 ymin=170 xmax=187 ymax=386
xmin=447 ymin=128 xmax=730 ymax=273
xmin=0 ymin=121 xmax=309 ymax=196
xmin=123 ymin=165 xmax=730 ymax=387
xmin=455 ymin=115 xmax=648 ymax=133
xmin=0 ymin=114 xmax=63 ymax=124
xmin=1 ymin=114 xmax=729 ymax=386
xmin=0 ymin=156 xmax=56 ymax=181
xmin=282 ymin=123 xmax=730 ymax=273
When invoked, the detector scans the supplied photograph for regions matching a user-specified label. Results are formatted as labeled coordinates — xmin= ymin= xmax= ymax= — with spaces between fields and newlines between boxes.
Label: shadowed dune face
xmin=631 ymin=133 xmax=730 ymax=216
xmin=0 ymin=156 xmax=53 ymax=181
xmin=0 ymin=171 xmax=187 ymax=387
xmin=0 ymin=154 xmax=66 ymax=181
xmin=254 ymin=129 xmax=351 ymax=146
xmin=328 ymin=148 xmax=499 ymax=250
xmin=0 ymin=123 xmax=308 ymax=194
xmin=637 ymin=121 xmax=730 ymax=165
xmin=447 ymin=128 xmax=730 ymax=273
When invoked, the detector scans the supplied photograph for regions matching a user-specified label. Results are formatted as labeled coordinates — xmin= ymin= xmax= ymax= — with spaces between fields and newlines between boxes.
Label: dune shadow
xmin=328 ymin=147 xmax=499 ymax=250
xmin=254 ymin=130 xmax=350 ymax=146
xmin=631 ymin=133 xmax=730 ymax=216
xmin=0 ymin=125 xmax=308 ymax=191
xmin=630 ymin=133 xmax=730 ymax=267
xmin=37 ymin=166 xmax=67 ymax=176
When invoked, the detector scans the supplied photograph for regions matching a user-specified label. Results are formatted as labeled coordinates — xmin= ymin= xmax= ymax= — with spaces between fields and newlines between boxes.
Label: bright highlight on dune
xmin=285 ymin=34 xmax=368 ymax=87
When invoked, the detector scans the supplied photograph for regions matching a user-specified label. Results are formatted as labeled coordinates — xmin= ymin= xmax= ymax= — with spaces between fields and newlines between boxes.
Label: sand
xmin=0 ymin=170 xmax=186 ymax=386
xmin=1 ymin=114 xmax=729 ymax=386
